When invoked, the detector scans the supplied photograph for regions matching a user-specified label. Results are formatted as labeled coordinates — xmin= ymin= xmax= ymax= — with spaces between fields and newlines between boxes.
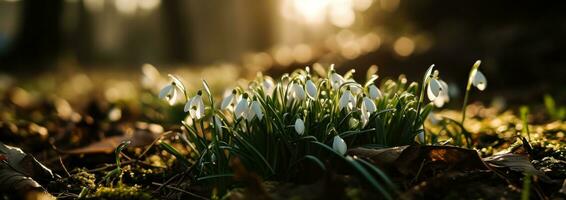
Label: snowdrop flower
xmin=221 ymin=89 xmax=239 ymax=110
xmin=360 ymin=96 xmax=376 ymax=127
xmin=330 ymin=70 xmax=346 ymax=90
xmin=361 ymin=96 xmax=377 ymax=113
xmin=305 ymin=77 xmax=317 ymax=99
xmin=294 ymin=118 xmax=305 ymax=135
xmin=433 ymin=80 xmax=450 ymax=108
xmin=184 ymin=90 xmax=205 ymax=120
xmin=339 ymin=87 xmax=356 ymax=111
xmin=472 ymin=70 xmax=487 ymax=91
xmin=426 ymin=71 xmax=443 ymax=102
xmin=332 ymin=135 xmax=347 ymax=155
xmin=245 ymin=100 xmax=264 ymax=121
xmin=159 ymin=75 xmax=186 ymax=105
xmin=368 ymin=84 xmax=382 ymax=99
xmin=288 ymin=82 xmax=306 ymax=101
xmin=159 ymin=84 xmax=178 ymax=105
xmin=234 ymin=93 xmax=250 ymax=119
xmin=467 ymin=60 xmax=487 ymax=91
xmin=263 ymin=76 xmax=276 ymax=96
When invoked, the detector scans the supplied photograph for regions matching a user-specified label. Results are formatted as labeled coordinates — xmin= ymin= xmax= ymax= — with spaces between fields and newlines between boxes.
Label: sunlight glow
xmin=393 ymin=36 xmax=415 ymax=57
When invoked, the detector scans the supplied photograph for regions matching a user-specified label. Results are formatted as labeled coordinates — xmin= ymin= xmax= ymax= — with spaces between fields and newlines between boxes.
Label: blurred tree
xmin=0 ymin=0 xmax=63 ymax=72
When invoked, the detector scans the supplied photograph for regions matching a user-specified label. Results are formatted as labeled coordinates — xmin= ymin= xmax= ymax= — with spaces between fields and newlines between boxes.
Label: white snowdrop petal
xmin=166 ymin=89 xmax=178 ymax=106
xmin=234 ymin=99 xmax=248 ymax=118
xmin=196 ymin=97 xmax=205 ymax=119
xmin=159 ymin=85 xmax=173 ymax=99
xmin=332 ymin=136 xmax=347 ymax=155
xmin=348 ymin=92 xmax=357 ymax=110
xmin=221 ymin=94 xmax=234 ymax=110
xmin=245 ymin=108 xmax=255 ymax=122
xmin=295 ymin=84 xmax=306 ymax=100
xmin=184 ymin=97 xmax=193 ymax=112
xmin=339 ymin=91 xmax=351 ymax=110
xmin=427 ymin=79 xmax=441 ymax=101
xmin=330 ymin=73 xmax=345 ymax=90
xmin=361 ymin=111 xmax=370 ymax=127
xmin=433 ymin=95 xmax=445 ymax=108
xmin=424 ymin=64 xmax=435 ymax=81
xmin=251 ymin=101 xmax=263 ymax=120
xmin=433 ymin=80 xmax=450 ymax=108
xmin=306 ymin=80 xmax=317 ymax=99
xmin=368 ymin=85 xmax=382 ymax=99
xmin=362 ymin=97 xmax=377 ymax=113
xmin=472 ymin=70 xmax=487 ymax=91
xmin=295 ymin=118 xmax=305 ymax=135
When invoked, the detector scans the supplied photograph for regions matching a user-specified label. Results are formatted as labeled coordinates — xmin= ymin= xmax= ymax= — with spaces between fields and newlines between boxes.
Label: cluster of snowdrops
xmin=152 ymin=61 xmax=487 ymax=195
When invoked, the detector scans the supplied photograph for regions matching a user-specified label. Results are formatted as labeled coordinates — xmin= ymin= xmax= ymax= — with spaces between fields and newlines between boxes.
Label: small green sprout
xmin=544 ymin=94 xmax=566 ymax=121
xmin=102 ymin=140 xmax=130 ymax=186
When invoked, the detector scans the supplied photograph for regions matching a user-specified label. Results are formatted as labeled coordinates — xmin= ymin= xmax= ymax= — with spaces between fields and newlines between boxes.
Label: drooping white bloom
xmin=263 ymin=76 xmax=276 ymax=96
xmin=332 ymin=135 xmax=347 ymax=155
xmin=427 ymin=78 xmax=442 ymax=101
xmin=159 ymin=84 xmax=177 ymax=105
xmin=305 ymin=78 xmax=317 ymax=99
xmin=245 ymin=100 xmax=263 ymax=121
xmin=221 ymin=89 xmax=239 ymax=110
xmin=339 ymin=88 xmax=356 ymax=111
xmin=472 ymin=70 xmax=487 ymax=91
xmin=184 ymin=91 xmax=205 ymax=120
xmin=433 ymin=80 xmax=450 ymax=108
xmin=288 ymin=83 xmax=306 ymax=101
xmin=368 ymin=84 xmax=382 ymax=99
xmin=234 ymin=94 xmax=249 ymax=119
xmin=159 ymin=74 xmax=186 ymax=105
xmin=330 ymin=71 xmax=346 ymax=90
xmin=361 ymin=97 xmax=377 ymax=113
xmin=294 ymin=118 xmax=305 ymax=135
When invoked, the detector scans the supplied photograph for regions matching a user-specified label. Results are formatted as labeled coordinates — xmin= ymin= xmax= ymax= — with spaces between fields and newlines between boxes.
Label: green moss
xmin=71 ymin=170 xmax=97 ymax=189
xmin=88 ymin=185 xmax=152 ymax=200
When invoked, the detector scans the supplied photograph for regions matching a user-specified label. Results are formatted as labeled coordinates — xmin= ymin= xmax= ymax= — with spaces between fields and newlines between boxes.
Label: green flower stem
xmin=413 ymin=74 xmax=430 ymax=144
